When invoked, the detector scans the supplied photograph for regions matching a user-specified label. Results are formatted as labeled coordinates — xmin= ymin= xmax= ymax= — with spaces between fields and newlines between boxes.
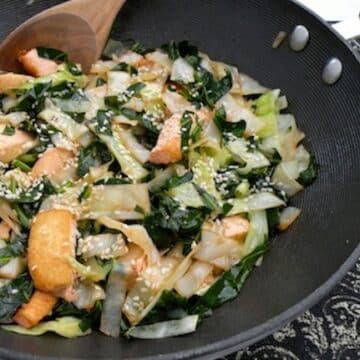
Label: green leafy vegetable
xmin=165 ymin=172 xmax=193 ymax=190
xmin=12 ymin=159 xmax=31 ymax=173
xmin=0 ymin=234 xmax=27 ymax=266
xmin=53 ymin=300 xmax=102 ymax=332
xmin=119 ymin=107 xmax=142 ymax=120
xmin=0 ymin=272 xmax=33 ymax=324
xmin=66 ymin=62 xmax=83 ymax=76
xmin=2 ymin=125 xmax=15 ymax=136
xmin=193 ymin=183 xmax=220 ymax=211
xmin=112 ymin=62 xmax=138 ymax=75
xmin=0 ymin=178 xmax=56 ymax=204
xmin=13 ymin=203 xmax=31 ymax=229
xmin=12 ymin=82 xmax=52 ymax=117
xmin=142 ymin=242 xmax=268 ymax=324
xmin=36 ymin=47 xmax=68 ymax=62
xmin=131 ymin=41 xmax=154 ymax=55
xmin=136 ymin=113 xmax=160 ymax=148
xmin=267 ymin=208 xmax=280 ymax=236
xmin=78 ymin=185 xmax=92 ymax=202
xmin=298 ymin=157 xmax=317 ymax=186
xmin=253 ymin=91 xmax=279 ymax=138
xmin=180 ymin=111 xmax=193 ymax=160
xmin=105 ymin=82 xmax=145 ymax=112
xmin=76 ymin=141 xmax=113 ymax=177
xmin=162 ymin=40 xmax=199 ymax=61
xmin=92 ymin=109 xmax=113 ymax=136
xmin=193 ymin=242 xmax=267 ymax=314
xmin=181 ymin=68 xmax=232 ymax=108
xmin=213 ymin=106 xmax=246 ymax=139
xmin=144 ymin=193 xmax=206 ymax=250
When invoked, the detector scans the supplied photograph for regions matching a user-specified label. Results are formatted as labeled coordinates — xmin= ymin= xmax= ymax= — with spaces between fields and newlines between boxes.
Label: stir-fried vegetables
xmin=0 ymin=40 xmax=316 ymax=339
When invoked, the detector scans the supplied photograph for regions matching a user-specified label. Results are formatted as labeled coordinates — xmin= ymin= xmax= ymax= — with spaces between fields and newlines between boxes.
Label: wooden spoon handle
xmin=42 ymin=0 xmax=127 ymax=57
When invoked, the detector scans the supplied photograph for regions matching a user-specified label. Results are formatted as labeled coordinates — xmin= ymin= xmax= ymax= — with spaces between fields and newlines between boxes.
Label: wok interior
xmin=0 ymin=0 xmax=360 ymax=358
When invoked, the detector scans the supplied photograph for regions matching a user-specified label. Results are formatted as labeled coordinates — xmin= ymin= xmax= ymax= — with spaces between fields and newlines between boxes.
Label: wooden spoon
xmin=0 ymin=0 xmax=127 ymax=74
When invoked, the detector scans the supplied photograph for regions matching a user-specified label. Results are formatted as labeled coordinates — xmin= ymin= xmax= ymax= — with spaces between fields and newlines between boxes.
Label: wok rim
xmin=0 ymin=0 xmax=359 ymax=359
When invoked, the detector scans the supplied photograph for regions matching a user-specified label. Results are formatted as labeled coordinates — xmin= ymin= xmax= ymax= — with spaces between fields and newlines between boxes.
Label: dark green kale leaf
xmin=94 ymin=177 xmax=131 ymax=186
xmin=213 ymin=106 xmax=246 ymax=139
xmin=0 ymin=234 xmax=27 ymax=266
xmin=2 ymin=125 xmax=15 ymax=136
xmin=298 ymin=157 xmax=317 ymax=186
xmin=119 ymin=107 xmax=142 ymax=120
xmin=186 ymin=68 xmax=232 ymax=108
xmin=161 ymin=40 xmax=199 ymax=62
xmin=130 ymin=41 xmax=154 ymax=56
xmin=144 ymin=193 xmax=206 ymax=250
xmin=104 ymin=82 xmax=145 ymax=112
xmin=180 ymin=111 xmax=193 ymax=160
xmin=112 ymin=62 xmax=138 ymax=75
xmin=135 ymin=113 xmax=160 ymax=148
xmin=0 ymin=178 xmax=56 ymax=204
xmin=0 ymin=273 xmax=33 ymax=324
xmin=76 ymin=141 xmax=113 ymax=177
xmin=36 ymin=47 xmax=68 ymax=62
xmin=66 ymin=62 xmax=83 ymax=76
xmin=93 ymin=109 xmax=113 ymax=136
xmin=165 ymin=172 xmax=193 ymax=190
xmin=267 ymin=208 xmax=280 ymax=236
xmin=53 ymin=300 xmax=102 ymax=332
xmin=12 ymin=82 xmax=52 ymax=117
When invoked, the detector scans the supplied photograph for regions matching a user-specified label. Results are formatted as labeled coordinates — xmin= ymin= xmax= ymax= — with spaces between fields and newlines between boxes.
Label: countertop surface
xmin=226 ymin=259 xmax=360 ymax=360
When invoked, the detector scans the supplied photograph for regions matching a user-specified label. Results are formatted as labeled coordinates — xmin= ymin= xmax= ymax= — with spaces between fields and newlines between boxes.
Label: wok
xmin=0 ymin=0 xmax=359 ymax=359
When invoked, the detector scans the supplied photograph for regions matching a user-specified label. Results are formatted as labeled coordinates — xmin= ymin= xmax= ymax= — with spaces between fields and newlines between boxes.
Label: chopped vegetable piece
xmin=126 ymin=315 xmax=199 ymax=339
xmin=28 ymin=209 xmax=76 ymax=299
xmin=100 ymin=262 xmax=127 ymax=337
xmin=18 ymin=49 xmax=58 ymax=77
xmin=13 ymin=291 xmax=57 ymax=328
xmin=2 ymin=317 xmax=90 ymax=338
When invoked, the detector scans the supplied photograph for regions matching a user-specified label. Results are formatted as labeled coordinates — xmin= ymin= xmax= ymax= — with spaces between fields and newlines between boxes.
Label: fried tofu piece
xmin=222 ymin=215 xmax=250 ymax=242
xmin=0 ymin=124 xmax=36 ymax=163
xmin=31 ymin=147 xmax=76 ymax=185
xmin=13 ymin=290 xmax=57 ymax=328
xmin=18 ymin=49 xmax=58 ymax=77
xmin=0 ymin=222 xmax=11 ymax=240
xmin=0 ymin=73 xmax=33 ymax=93
xmin=28 ymin=209 xmax=76 ymax=297
xmin=148 ymin=113 xmax=182 ymax=164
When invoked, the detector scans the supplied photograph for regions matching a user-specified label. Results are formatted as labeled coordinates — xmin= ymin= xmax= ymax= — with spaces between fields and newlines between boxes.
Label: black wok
xmin=0 ymin=0 xmax=359 ymax=359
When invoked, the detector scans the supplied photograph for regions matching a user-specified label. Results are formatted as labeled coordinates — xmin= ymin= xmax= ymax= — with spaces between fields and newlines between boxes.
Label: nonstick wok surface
xmin=0 ymin=1 xmax=359 ymax=359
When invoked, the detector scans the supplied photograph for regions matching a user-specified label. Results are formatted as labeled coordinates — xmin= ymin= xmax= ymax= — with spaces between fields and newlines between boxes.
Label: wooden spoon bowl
xmin=0 ymin=0 xmax=127 ymax=74
xmin=0 ymin=13 xmax=97 ymax=74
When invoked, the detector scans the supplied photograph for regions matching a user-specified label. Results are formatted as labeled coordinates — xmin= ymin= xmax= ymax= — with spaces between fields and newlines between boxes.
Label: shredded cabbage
xmin=2 ymin=317 xmax=90 ymax=338
xmin=126 ymin=315 xmax=199 ymax=339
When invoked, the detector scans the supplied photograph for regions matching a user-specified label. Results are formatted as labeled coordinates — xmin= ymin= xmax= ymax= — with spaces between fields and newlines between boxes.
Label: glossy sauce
xmin=289 ymin=25 xmax=310 ymax=52
xmin=322 ymin=57 xmax=343 ymax=85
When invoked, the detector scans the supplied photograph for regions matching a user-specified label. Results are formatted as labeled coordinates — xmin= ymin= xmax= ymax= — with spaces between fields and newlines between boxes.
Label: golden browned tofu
xmin=31 ymin=147 xmax=76 ymax=185
xmin=13 ymin=290 xmax=57 ymax=329
xmin=0 ymin=221 xmax=11 ymax=240
xmin=0 ymin=125 xmax=36 ymax=163
xmin=28 ymin=209 xmax=76 ymax=297
xmin=0 ymin=73 xmax=33 ymax=93
xmin=18 ymin=49 xmax=58 ymax=77
xmin=149 ymin=113 xmax=182 ymax=164
xmin=222 ymin=215 xmax=250 ymax=242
